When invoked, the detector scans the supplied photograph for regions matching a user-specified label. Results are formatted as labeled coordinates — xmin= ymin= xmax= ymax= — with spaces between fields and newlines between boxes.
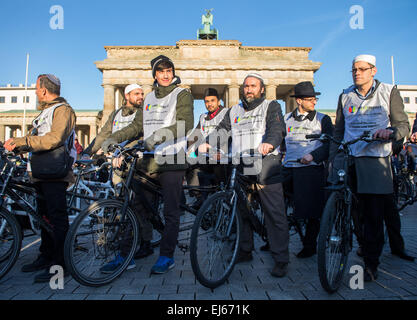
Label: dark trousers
xmin=159 ymin=170 xmax=186 ymax=258
xmin=240 ymin=182 xmax=289 ymax=263
xmin=36 ymin=181 xmax=69 ymax=267
xmin=303 ymin=218 xmax=321 ymax=250
xmin=354 ymin=193 xmax=405 ymax=254
xmin=357 ymin=193 xmax=391 ymax=269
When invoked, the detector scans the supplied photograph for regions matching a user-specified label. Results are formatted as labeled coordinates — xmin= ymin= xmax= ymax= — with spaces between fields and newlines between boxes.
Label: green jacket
xmin=109 ymin=79 xmax=194 ymax=173
xmin=84 ymin=105 xmax=140 ymax=156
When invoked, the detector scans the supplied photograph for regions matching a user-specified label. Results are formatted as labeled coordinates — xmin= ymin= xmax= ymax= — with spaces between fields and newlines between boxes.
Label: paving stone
xmin=12 ymin=293 xmax=53 ymax=300
xmin=231 ymin=292 xmax=268 ymax=300
xmin=108 ymin=286 xmax=144 ymax=294
xmin=86 ymin=294 xmax=123 ymax=300
xmin=49 ymin=294 xmax=87 ymax=300
xmin=301 ymin=290 xmax=343 ymax=300
xmin=122 ymin=294 xmax=159 ymax=300
xmin=195 ymin=292 xmax=233 ymax=300
xmin=143 ymin=284 xmax=178 ymax=295
xmin=73 ymin=285 xmax=112 ymax=294
xmin=267 ymin=290 xmax=306 ymax=300
xmin=159 ymin=293 xmax=195 ymax=300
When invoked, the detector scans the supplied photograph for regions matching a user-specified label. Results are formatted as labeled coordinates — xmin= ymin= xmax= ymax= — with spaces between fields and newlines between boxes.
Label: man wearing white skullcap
xmin=83 ymin=83 xmax=144 ymax=156
xmin=330 ymin=54 xmax=410 ymax=281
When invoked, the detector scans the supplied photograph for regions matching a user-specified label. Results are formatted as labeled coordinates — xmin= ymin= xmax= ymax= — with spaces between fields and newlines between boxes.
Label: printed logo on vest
xmin=348 ymin=106 xmax=356 ymax=113
xmin=145 ymin=104 xmax=166 ymax=111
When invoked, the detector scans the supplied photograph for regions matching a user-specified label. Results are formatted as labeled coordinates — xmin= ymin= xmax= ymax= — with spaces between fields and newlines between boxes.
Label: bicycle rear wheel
xmin=190 ymin=191 xmax=241 ymax=289
xmin=317 ymin=192 xmax=350 ymax=293
xmin=0 ymin=208 xmax=22 ymax=280
xmin=64 ymin=199 xmax=139 ymax=287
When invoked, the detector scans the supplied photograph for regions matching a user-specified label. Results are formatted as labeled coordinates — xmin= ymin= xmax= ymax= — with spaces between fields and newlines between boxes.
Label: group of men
xmin=4 ymin=53 xmax=416 ymax=284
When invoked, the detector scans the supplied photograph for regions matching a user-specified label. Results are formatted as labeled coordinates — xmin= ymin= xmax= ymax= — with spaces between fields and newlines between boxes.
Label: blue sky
xmin=1 ymin=0 xmax=416 ymax=120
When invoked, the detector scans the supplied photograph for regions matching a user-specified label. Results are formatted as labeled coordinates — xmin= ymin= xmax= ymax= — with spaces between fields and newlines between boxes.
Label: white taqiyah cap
xmin=124 ymin=84 xmax=142 ymax=95
xmin=353 ymin=54 xmax=376 ymax=66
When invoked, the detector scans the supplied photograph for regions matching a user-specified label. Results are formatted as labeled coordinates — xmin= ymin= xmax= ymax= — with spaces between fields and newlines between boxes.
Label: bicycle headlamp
xmin=337 ymin=169 xmax=346 ymax=181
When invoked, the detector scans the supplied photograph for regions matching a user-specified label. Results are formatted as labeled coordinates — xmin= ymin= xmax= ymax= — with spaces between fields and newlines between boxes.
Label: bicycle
xmin=189 ymin=150 xmax=271 ymax=288
xmin=0 ymin=146 xmax=110 ymax=280
xmin=66 ymin=159 xmax=115 ymax=223
xmin=64 ymin=142 xmax=220 ymax=286
xmin=393 ymin=142 xmax=417 ymax=212
xmin=308 ymin=130 xmax=392 ymax=293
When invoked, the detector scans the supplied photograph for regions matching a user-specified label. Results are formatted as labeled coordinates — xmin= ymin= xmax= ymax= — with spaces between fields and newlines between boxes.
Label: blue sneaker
xmin=99 ymin=254 xmax=136 ymax=274
xmin=150 ymin=256 xmax=175 ymax=274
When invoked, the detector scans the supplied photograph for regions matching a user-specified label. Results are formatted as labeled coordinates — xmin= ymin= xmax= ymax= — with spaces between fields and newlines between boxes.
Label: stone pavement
xmin=1 ymin=203 xmax=417 ymax=301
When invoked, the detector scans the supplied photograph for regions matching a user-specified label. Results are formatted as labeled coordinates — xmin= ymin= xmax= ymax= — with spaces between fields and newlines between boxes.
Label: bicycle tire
xmin=189 ymin=191 xmax=241 ymax=289
xmin=64 ymin=199 xmax=139 ymax=287
xmin=317 ymin=192 xmax=350 ymax=293
xmin=0 ymin=208 xmax=22 ymax=280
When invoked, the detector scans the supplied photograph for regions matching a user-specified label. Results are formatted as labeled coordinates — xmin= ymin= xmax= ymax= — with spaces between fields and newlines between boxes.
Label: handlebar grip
xmin=305 ymin=134 xmax=321 ymax=139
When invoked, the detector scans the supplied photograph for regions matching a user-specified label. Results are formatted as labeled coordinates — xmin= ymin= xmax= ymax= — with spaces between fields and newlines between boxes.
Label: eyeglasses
xmin=302 ymin=97 xmax=318 ymax=102
xmin=351 ymin=67 xmax=373 ymax=74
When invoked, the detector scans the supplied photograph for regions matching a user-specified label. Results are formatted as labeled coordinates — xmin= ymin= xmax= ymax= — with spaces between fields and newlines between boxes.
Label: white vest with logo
xmin=199 ymin=108 xmax=228 ymax=138
xmin=229 ymin=100 xmax=278 ymax=155
xmin=284 ymin=111 xmax=324 ymax=168
xmin=112 ymin=108 xmax=137 ymax=133
xmin=28 ymin=103 xmax=76 ymax=171
xmin=143 ymin=87 xmax=186 ymax=155
xmin=342 ymin=82 xmax=393 ymax=157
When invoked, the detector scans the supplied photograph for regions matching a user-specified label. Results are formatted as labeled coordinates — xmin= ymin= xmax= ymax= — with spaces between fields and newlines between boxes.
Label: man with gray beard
xmin=198 ymin=73 xmax=289 ymax=277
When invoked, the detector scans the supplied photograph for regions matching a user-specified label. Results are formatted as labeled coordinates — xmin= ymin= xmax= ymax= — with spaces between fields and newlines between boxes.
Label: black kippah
xmin=204 ymin=88 xmax=219 ymax=98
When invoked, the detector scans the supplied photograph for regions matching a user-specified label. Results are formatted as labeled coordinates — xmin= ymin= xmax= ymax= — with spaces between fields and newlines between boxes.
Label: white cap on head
xmin=124 ymin=84 xmax=142 ymax=95
xmin=353 ymin=54 xmax=376 ymax=66
xmin=243 ymin=73 xmax=264 ymax=84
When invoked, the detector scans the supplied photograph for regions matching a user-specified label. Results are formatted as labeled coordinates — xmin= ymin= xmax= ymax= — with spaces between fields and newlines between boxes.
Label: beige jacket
xmin=13 ymin=97 xmax=77 ymax=183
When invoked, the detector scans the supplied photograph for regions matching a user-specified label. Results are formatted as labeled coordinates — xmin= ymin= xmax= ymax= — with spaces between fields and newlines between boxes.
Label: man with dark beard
xmin=198 ymin=73 xmax=289 ymax=277
xmin=83 ymin=84 xmax=144 ymax=156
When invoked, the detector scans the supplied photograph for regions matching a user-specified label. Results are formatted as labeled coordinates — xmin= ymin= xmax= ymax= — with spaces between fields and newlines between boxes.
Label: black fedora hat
xmin=290 ymin=81 xmax=321 ymax=98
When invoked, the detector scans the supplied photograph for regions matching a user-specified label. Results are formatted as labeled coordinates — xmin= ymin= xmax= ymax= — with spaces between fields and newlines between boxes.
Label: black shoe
xmin=296 ymin=247 xmax=316 ymax=258
xmin=21 ymin=255 xmax=53 ymax=273
xmin=391 ymin=251 xmax=415 ymax=262
xmin=364 ymin=266 xmax=378 ymax=282
xmin=260 ymin=242 xmax=270 ymax=251
xmin=270 ymin=262 xmax=288 ymax=278
xmin=34 ymin=267 xmax=69 ymax=283
xmin=134 ymin=241 xmax=154 ymax=259
xmin=235 ymin=251 xmax=253 ymax=264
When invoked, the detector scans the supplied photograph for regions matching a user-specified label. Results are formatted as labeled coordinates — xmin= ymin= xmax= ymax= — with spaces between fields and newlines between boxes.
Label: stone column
xmin=89 ymin=124 xmax=97 ymax=144
xmin=265 ymin=84 xmax=277 ymax=101
xmin=285 ymin=89 xmax=297 ymax=114
xmin=228 ymin=84 xmax=240 ymax=108
xmin=223 ymin=87 xmax=229 ymax=108
xmin=103 ymin=84 xmax=115 ymax=126
xmin=0 ymin=125 xmax=4 ymax=142
xmin=142 ymin=84 xmax=153 ymax=99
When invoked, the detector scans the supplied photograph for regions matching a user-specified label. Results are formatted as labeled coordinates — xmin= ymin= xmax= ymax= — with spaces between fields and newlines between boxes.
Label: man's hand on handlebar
xmin=258 ymin=143 xmax=273 ymax=156
xmin=410 ymin=132 xmax=417 ymax=143
xmin=300 ymin=153 xmax=313 ymax=165
xmin=373 ymin=128 xmax=394 ymax=140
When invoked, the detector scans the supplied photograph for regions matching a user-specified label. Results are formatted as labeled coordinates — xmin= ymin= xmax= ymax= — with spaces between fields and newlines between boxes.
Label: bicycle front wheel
xmin=190 ymin=191 xmax=241 ymax=289
xmin=0 ymin=208 xmax=22 ymax=280
xmin=317 ymin=192 xmax=350 ymax=293
xmin=64 ymin=199 xmax=139 ymax=287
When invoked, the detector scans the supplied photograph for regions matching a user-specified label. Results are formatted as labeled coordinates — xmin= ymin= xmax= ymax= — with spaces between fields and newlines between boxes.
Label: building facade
xmin=398 ymin=85 xmax=417 ymax=113
xmin=0 ymin=83 xmax=37 ymax=112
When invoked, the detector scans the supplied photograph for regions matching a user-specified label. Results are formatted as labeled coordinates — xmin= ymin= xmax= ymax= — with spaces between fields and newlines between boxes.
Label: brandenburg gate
xmin=95 ymin=39 xmax=322 ymax=123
